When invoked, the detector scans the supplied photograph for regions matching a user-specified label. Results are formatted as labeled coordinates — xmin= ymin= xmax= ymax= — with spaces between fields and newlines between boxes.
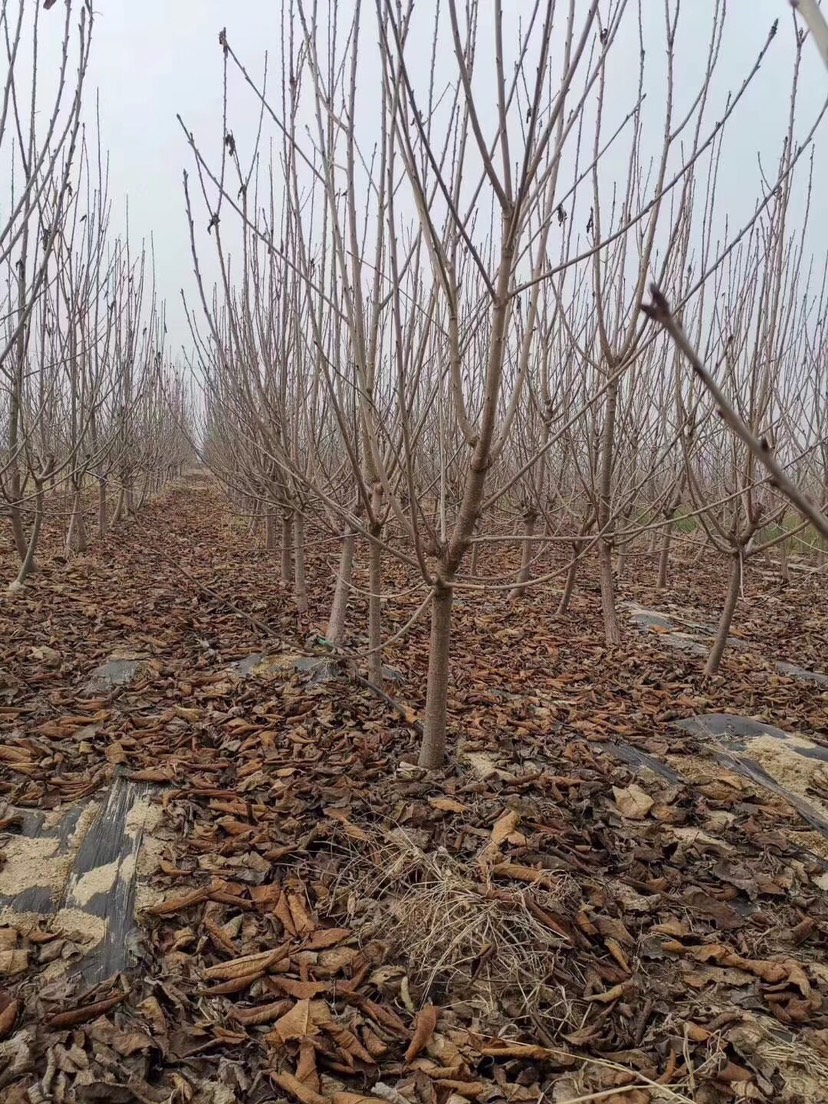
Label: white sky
xmin=68 ymin=1 xmax=828 ymax=357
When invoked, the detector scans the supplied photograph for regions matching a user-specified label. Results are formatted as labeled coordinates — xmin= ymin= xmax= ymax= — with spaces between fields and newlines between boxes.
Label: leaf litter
xmin=1 ymin=485 xmax=828 ymax=1101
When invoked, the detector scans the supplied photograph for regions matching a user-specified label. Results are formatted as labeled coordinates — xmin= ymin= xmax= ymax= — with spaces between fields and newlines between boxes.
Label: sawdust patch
xmin=67 ymin=859 xmax=120 ymax=906
xmin=745 ymin=735 xmax=828 ymax=821
xmin=0 ymin=907 xmax=107 ymax=947
xmin=126 ymin=796 xmax=163 ymax=836
xmin=0 ymin=837 xmax=72 ymax=897
xmin=130 ymin=803 xmax=167 ymax=911
xmin=792 ymin=828 xmax=828 ymax=863
xmin=70 ymin=801 xmax=101 ymax=846
xmin=52 ymin=908 xmax=108 ymax=946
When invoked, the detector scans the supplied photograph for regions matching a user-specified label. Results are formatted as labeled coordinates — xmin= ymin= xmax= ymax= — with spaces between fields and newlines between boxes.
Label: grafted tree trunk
xmin=509 ymin=504 xmax=538 ymax=600
xmin=113 ymin=485 xmax=127 ymax=524
xmin=419 ymin=580 xmax=453 ymax=769
xmin=558 ymin=514 xmax=594 ymax=615
xmin=657 ymin=513 xmax=677 ymax=590
xmin=281 ymin=511 xmax=293 ymax=584
xmin=365 ymin=485 xmax=384 ymax=685
xmin=326 ymin=522 xmax=356 ymax=647
xmin=778 ymin=534 xmax=790 ymax=585
xmin=705 ymin=552 xmax=742 ymax=676
xmin=293 ymin=509 xmax=308 ymax=615
xmin=597 ymin=378 xmax=621 ymax=645
xmin=265 ymin=508 xmax=277 ymax=551
xmin=98 ymin=477 xmax=108 ymax=538
xmin=469 ymin=518 xmax=482 ymax=577
xmin=8 ymin=498 xmax=27 ymax=561
xmin=10 ymin=465 xmax=51 ymax=590
xmin=66 ymin=484 xmax=88 ymax=554
xmin=558 ymin=540 xmax=583 ymax=616
xmin=615 ymin=506 xmax=634 ymax=581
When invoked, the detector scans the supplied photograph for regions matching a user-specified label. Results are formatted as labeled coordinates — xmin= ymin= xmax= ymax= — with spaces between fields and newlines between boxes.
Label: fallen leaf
xmin=270 ymin=1069 xmax=327 ymax=1104
xmin=402 ymin=1004 xmax=439 ymax=1064
xmin=612 ymin=784 xmax=655 ymax=819
xmin=268 ymin=998 xmax=330 ymax=1044
xmin=490 ymin=809 xmax=520 ymax=846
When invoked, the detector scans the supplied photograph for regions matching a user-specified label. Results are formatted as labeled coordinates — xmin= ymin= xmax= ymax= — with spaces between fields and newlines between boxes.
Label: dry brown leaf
xmin=105 ymin=741 xmax=128 ymax=764
xmin=275 ymin=890 xmax=298 ymax=936
xmin=405 ymin=1004 xmax=439 ymax=1064
xmin=305 ymin=927 xmax=352 ymax=949
xmin=275 ymin=978 xmax=328 ymax=999
xmin=587 ymin=980 xmax=636 ymax=1003
xmin=325 ymin=1022 xmax=377 ymax=1066
xmin=435 ymin=1081 xmax=487 ymax=1097
xmin=612 ymin=784 xmax=655 ymax=820
xmin=489 ymin=862 xmax=556 ymax=888
xmin=149 ymin=887 xmax=211 ymax=915
xmin=490 ymin=809 xmax=520 ymax=845
xmin=231 ymin=999 xmax=293 ymax=1026
xmin=0 ymin=996 xmax=19 ymax=1040
xmin=46 ymin=992 xmax=125 ymax=1029
xmin=268 ymin=998 xmax=330 ymax=1044
xmin=297 ymin=1037 xmax=319 ymax=1089
xmin=270 ymin=1070 xmax=327 ymax=1104
xmin=202 ymin=946 xmax=287 ymax=980
xmin=691 ymin=944 xmax=791 ymax=983
xmin=429 ymin=798 xmax=468 ymax=814
xmin=127 ymin=767 xmax=176 ymax=782
xmin=287 ymin=892 xmax=315 ymax=933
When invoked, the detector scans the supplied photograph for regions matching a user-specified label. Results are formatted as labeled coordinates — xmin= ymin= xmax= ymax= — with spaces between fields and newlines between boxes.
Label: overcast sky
xmin=76 ymin=0 xmax=828 ymax=360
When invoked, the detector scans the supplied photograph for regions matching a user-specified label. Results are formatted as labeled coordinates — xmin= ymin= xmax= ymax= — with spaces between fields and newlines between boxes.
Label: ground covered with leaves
xmin=2 ymin=481 xmax=828 ymax=1103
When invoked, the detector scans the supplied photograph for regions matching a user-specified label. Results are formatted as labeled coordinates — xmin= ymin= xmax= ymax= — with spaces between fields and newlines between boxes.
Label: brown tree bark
xmin=704 ymin=552 xmax=742 ymax=676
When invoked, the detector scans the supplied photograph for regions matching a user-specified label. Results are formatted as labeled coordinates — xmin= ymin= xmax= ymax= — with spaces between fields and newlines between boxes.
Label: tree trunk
xmin=10 ymin=480 xmax=46 ymax=590
xmin=281 ymin=513 xmax=293 ymax=584
xmin=293 ymin=510 xmax=308 ymax=616
xmin=367 ymin=525 xmax=383 ymax=686
xmin=66 ymin=486 xmax=88 ymax=555
xmin=469 ymin=539 xmax=480 ymax=577
xmin=598 ymin=539 xmax=621 ymax=645
xmin=419 ymin=580 xmax=453 ymax=770
xmin=265 ymin=509 xmax=277 ymax=551
xmin=326 ymin=524 xmax=356 ymax=647
xmin=366 ymin=483 xmax=384 ymax=685
xmin=597 ymin=379 xmax=621 ymax=645
xmin=509 ymin=507 xmax=538 ymax=601
xmin=98 ymin=477 xmax=108 ymax=538
xmin=419 ymin=235 xmax=515 ymax=768
xmin=705 ymin=552 xmax=742 ymax=676
xmin=558 ymin=542 xmax=582 ymax=615
xmin=136 ymin=474 xmax=150 ymax=510
xmin=615 ymin=508 xmax=633 ymax=581
xmin=657 ymin=517 xmax=675 ymax=590
xmin=113 ymin=485 xmax=126 ymax=524
xmin=7 ymin=502 xmax=27 ymax=561
xmin=778 ymin=535 xmax=790 ymax=585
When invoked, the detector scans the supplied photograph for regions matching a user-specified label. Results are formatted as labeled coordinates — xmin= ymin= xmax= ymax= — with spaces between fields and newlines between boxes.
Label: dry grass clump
xmin=341 ymin=827 xmax=578 ymax=1020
